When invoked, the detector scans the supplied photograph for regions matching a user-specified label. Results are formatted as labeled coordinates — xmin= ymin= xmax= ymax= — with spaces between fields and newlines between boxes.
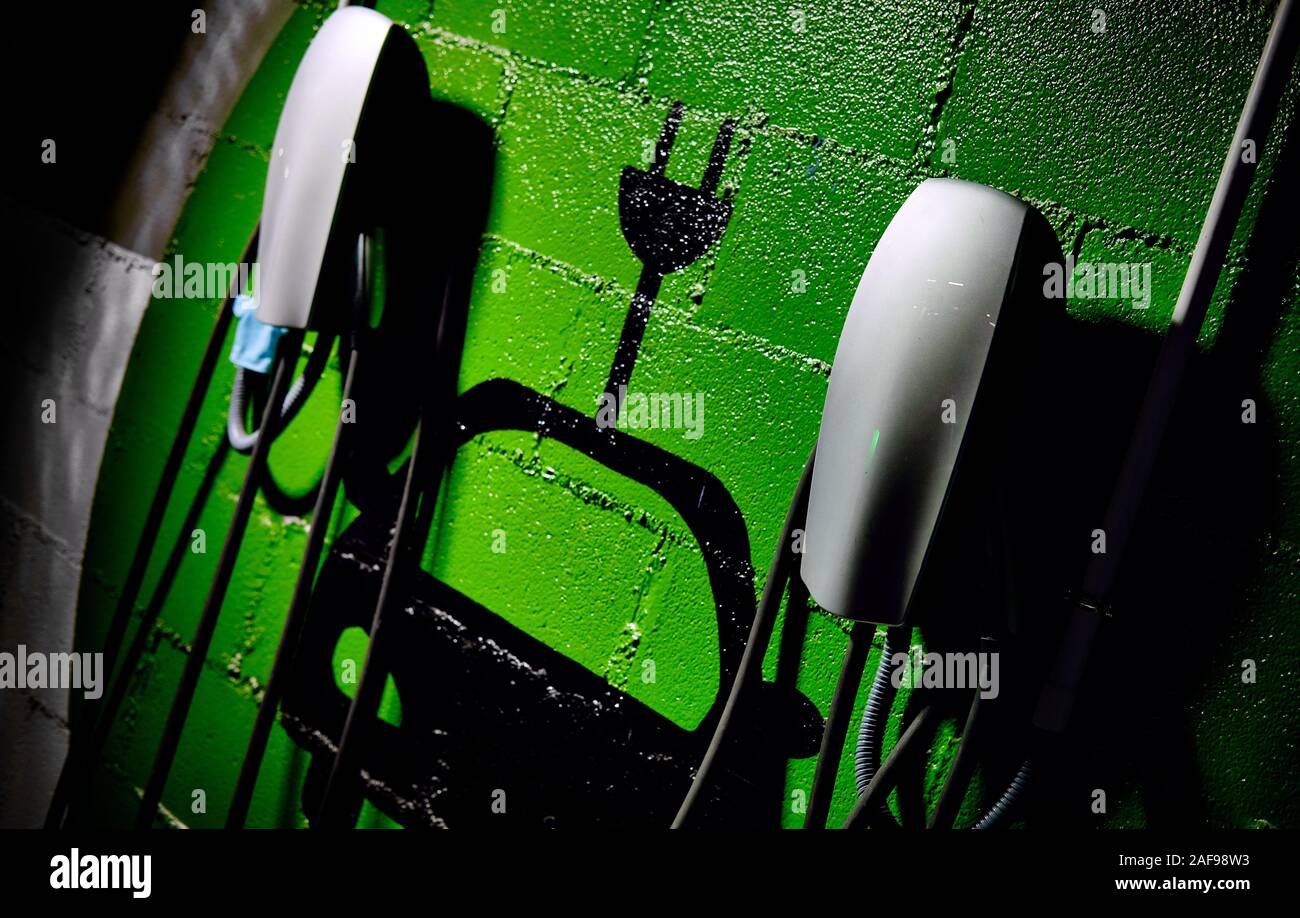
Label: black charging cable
xmin=226 ymin=234 xmax=371 ymax=827
xmin=671 ymin=447 xmax=816 ymax=828
xmin=972 ymin=0 xmax=1299 ymax=830
xmin=842 ymin=702 xmax=942 ymax=829
xmin=311 ymin=235 xmax=466 ymax=828
xmin=845 ymin=499 xmax=1010 ymax=830
xmin=926 ymin=641 xmax=992 ymax=829
xmin=134 ymin=328 xmax=304 ymax=828
xmin=802 ymin=620 xmax=873 ymax=829
xmin=311 ymin=396 xmax=438 ymax=828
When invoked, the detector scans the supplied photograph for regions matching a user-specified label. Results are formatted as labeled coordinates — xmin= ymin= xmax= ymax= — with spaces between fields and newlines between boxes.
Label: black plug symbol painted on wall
xmin=603 ymin=103 xmax=735 ymax=405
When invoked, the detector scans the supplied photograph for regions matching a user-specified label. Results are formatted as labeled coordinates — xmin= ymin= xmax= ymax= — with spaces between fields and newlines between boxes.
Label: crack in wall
xmin=473 ymin=438 xmax=700 ymax=553
xmin=480 ymin=234 xmax=834 ymax=379
xmin=916 ymin=0 xmax=978 ymax=171
xmin=1068 ymin=214 xmax=1184 ymax=268
xmin=629 ymin=0 xmax=667 ymax=85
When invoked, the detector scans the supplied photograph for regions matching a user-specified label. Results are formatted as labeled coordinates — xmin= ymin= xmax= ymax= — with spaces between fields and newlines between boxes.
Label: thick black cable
xmin=60 ymin=438 xmax=232 ymax=827
xmin=803 ymin=621 xmax=873 ymax=829
xmin=311 ymin=412 xmax=433 ymax=828
xmin=927 ymin=690 xmax=982 ymax=829
xmin=226 ymin=346 xmax=360 ymax=828
xmin=842 ymin=703 xmax=941 ymax=830
xmin=313 ymin=215 xmax=476 ymax=827
xmin=43 ymin=227 xmax=256 ymax=829
xmin=671 ymin=447 xmax=816 ymax=828
xmin=973 ymin=0 xmax=1298 ymax=830
xmin=135 ymin=331 xmax=303 ymax=828
xmin=1083 ymin=0 xmax=1298 ymax=606
xmin=926 ymin=632 xmax=997 ymax=830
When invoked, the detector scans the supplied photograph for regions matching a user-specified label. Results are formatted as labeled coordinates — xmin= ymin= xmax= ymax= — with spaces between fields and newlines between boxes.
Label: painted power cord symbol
xmin=604 ymin=102 xmax=736 ymax=404
xmin=277 ymin=100 xmax=824 ymax=829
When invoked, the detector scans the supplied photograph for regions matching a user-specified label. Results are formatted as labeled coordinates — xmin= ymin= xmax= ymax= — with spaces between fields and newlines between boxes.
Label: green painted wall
xmin=77 ymin=0 xmax=1299 ymax=828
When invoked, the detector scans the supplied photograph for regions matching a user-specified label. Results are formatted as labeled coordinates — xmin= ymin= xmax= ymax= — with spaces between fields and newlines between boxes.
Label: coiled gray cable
xmin=973 ymin=759 xmax=1033 ymax=830
xmin=227 ymin=334 xmax=334 ymax=453
xmin=854 ymin=630 xmax=902 ymax=796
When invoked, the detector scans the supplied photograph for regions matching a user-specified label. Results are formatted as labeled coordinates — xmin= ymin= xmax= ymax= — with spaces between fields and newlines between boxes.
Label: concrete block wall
xmin=0 ymin=211 xmax=155 ymax=828
xmin=70 ymin=0 xmax=1300 ymax=828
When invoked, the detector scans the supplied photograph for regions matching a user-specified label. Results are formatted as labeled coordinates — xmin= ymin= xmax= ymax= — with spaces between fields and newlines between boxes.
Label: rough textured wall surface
xmin=77 ymin=0 xmax=1298 ymax=828
xmin=0 ymin=210 xmax=154 ymax=828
